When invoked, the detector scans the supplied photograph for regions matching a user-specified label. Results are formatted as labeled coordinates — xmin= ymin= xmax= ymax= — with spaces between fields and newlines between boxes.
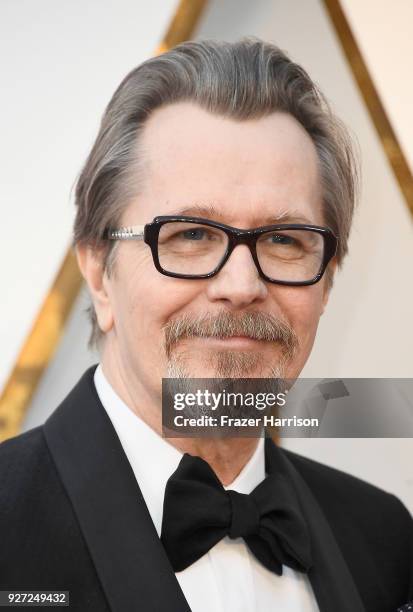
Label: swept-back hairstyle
xmin=74 ymin=38 xmax=359 ymax=348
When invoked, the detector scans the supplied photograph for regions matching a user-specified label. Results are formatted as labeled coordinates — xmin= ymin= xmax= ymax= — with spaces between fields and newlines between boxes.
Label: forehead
xmin=127 ymin=102 xmax=323 ymax=226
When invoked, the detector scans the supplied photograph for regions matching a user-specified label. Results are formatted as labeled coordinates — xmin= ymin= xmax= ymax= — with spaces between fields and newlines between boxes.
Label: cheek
xmin=117 ymin=259 xmax=202 ymax=341
xmin=274 ymin=285 xmax=325 ymax=346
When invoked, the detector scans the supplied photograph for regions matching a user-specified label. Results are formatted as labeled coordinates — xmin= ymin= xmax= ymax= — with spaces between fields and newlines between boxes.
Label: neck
xmin=100 ymin=351 xmax=260 ymax=486
xmin=170 ymin=437 xmax=260 ymax=486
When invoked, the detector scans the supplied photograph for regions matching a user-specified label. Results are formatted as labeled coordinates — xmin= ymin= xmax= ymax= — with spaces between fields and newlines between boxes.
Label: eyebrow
xmin=168 ymin=204 xmax=315 ymax=226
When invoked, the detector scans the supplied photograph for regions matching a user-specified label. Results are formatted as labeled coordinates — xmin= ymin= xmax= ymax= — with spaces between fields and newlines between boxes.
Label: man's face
xmin=94 ymin=103 xmax=332 ymax=396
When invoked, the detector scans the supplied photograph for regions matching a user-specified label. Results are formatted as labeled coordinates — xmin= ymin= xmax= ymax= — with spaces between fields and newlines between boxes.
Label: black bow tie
xmin=160 ymin=445 xmax=313 ymax=576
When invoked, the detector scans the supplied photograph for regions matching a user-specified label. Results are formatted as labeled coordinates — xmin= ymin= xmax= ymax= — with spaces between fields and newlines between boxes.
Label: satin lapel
xmin=43 ymin=366 xmax=191 ymax=612
xmin=265 ymin=438 xmax=366 ymax=612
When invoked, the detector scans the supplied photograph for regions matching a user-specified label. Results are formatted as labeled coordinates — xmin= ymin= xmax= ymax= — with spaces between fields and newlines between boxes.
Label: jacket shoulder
xmin=0 ymin=425 xmax=47 ymax=468
xmin=0 ymin=426 xmax=58 ymax=504
xmin=283 ymin=447 xmax=410 ymax=517
xmin=0 ymin=365 xmax=99 ymax=488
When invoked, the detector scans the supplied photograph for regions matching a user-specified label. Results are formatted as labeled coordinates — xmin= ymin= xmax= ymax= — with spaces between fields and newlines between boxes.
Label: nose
xmin=205 ymin=244 xmax=268 ymax=308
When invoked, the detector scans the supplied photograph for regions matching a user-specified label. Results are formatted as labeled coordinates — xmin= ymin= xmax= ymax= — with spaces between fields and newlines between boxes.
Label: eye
xmin=182 ymin=228 xmax=206 ymax=240
xmin=269 ymin=234 xmax=296 ymax=245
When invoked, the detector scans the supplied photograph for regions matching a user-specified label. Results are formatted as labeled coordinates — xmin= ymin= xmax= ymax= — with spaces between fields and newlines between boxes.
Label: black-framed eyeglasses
xmin=106 ymin=216 xmax=337 ymax=286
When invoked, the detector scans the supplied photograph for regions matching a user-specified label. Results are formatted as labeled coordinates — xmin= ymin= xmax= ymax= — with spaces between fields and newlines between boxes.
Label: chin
xmin=167 ymin=350 xmax=288 ymax=380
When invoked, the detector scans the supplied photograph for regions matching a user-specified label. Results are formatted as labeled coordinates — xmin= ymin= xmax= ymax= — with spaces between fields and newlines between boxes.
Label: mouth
xmin=192 ymin=335 xmax=266 ymax=349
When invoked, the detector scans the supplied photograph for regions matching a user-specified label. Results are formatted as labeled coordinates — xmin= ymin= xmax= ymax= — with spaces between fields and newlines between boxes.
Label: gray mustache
xmin=163 ymin=311 xmax=299 ymax=356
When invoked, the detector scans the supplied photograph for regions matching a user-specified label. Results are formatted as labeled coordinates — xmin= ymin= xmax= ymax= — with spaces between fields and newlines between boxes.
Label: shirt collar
xmin=94 ymin=363 xmax=266 ymax=535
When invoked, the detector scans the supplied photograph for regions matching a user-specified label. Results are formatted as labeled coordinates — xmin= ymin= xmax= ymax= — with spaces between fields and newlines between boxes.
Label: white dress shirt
xmin=94 ymin=364 xmax=318 ymax=611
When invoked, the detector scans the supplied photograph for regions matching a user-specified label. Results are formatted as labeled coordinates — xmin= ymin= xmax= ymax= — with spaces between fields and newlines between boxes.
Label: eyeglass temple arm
xmin=107 ymin=225 xmax=145 ymax=240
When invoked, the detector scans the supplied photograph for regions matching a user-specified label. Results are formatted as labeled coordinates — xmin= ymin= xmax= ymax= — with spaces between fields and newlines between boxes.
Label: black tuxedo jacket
xmin=0 ymin=365 xmax=412 ymax=612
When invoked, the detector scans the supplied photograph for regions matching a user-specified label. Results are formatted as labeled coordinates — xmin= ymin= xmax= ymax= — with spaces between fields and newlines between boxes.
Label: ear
xmin=321 ymin=257 xmax=338 ymax=315
xmin=75 ymin=243 xmax=114 ymax=333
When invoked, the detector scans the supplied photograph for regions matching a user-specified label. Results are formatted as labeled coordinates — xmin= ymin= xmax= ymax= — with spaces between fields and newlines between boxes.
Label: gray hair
xmin=73 ymin=37 xmax=359 ymax=350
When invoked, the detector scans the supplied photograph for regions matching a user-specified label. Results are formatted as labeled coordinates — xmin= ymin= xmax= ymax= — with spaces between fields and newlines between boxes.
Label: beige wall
xmin=341 ymin=0 xmax=413 ymax=172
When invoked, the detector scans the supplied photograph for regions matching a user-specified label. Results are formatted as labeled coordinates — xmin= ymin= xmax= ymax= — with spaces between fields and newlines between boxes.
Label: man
xmin=0 ymin=39 xmax=412 ymax=612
